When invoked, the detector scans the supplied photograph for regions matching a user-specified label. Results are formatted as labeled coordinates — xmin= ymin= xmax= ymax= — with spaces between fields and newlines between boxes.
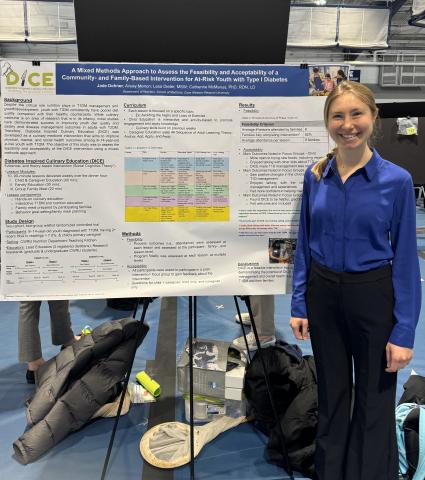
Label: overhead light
xmin=315 ymin=0 xmax=327 ymax=5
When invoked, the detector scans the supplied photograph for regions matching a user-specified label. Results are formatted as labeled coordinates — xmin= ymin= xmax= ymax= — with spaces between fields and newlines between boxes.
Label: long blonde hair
xmin=311 ymin=81 xmax=379 ymax=181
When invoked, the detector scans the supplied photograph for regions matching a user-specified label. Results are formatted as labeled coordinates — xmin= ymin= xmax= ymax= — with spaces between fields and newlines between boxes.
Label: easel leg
xmin=188 ymin=296 xmax=195 ymax=480
xmin=239 ymin=295 xmax=295 ymax=480
xmin=100 ymin=297 xmax=154 ymax=480
xmin=193 ymin=296 xmax=197 ymax=339
xmin=233 ymin=295 xmax=252 ymax=363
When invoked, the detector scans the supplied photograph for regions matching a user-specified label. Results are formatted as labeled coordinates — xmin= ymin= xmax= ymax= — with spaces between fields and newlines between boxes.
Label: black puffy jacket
xmin=13 ymin=317 xmax=148 ymax=464
xmin=244 ymin=341 xmax=318 ymax=478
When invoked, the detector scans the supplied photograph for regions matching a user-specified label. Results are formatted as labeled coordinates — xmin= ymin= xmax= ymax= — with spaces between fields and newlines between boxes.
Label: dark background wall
xmin=373 ymin=116 xmax=425 ymax=184
xmin=73 ymin=0 xmax=290 ymax=64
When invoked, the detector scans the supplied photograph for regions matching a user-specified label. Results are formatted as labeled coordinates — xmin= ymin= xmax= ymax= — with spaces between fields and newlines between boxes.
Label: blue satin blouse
xmin=291 ymin=149 xmax=421 ymax=348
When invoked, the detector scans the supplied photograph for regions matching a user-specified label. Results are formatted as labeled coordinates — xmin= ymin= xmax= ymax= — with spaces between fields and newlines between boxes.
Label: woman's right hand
xmin=289 ymin=317 xmax=310 ymax=340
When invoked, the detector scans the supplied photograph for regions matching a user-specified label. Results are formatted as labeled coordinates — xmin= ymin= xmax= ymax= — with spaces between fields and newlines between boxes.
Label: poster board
xmin=0 ymin=61 xmax=329 ymax=300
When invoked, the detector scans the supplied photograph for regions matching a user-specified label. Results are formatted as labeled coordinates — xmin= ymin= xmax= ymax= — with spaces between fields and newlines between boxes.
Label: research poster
xmin=0 ymin=61 xmax=329 ymax=300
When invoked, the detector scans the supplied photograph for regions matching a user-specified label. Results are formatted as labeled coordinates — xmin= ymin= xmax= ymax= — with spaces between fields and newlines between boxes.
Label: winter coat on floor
xmin=244 ymin=341 xmax=318 ymax=478
xmin=13 ymin=317 xmax=149 ymax=464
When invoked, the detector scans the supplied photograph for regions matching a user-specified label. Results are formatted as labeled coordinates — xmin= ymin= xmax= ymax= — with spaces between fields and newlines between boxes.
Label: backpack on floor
xmin=243 ymin=341 xmax=318 ymax=478
xmin=396 ymin=403 xmax=425 ymax=480
xmin=396 ymin=373 xmax=425 ymax=480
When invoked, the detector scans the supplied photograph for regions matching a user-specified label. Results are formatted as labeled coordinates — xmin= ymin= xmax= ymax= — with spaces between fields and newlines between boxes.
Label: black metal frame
xmin=100 ymin=297 xmax=156 ymax=480
xmin=187 ymin=295 xmax=294 ymax=480
xmin=235 ymin=295 xmax=294 ymax=479
xmin=101 ymin=295 xmax=294 ymax=480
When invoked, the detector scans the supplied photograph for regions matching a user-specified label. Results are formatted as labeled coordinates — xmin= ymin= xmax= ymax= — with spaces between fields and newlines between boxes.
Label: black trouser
xmin=307 ymin=260 xmax=398 ymax=480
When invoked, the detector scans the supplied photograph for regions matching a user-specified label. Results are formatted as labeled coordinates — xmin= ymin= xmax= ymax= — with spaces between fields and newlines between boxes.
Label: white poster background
xmin=0 ymin=61 xmax=328 ymax=300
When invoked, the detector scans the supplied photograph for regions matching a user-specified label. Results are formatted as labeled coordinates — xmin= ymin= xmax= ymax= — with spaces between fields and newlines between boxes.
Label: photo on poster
xmin=349 ymin=69 xmax=361 ymax=83
xmin=268 ymin=238 xmax=297 ymax=264
xmin=309 ymin=65 xmax=350 ymax=96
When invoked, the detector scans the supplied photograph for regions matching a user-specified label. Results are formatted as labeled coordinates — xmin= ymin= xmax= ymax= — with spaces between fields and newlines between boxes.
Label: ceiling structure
xmin=289 ymin=0 xmax=425 ymax=50
xmin=0 ymin=1 xmax=424 ymax=68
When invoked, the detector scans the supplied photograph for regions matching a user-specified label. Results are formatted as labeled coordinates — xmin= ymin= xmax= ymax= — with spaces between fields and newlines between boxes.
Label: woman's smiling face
xmin=327 ymin=92 xmax=377 ymax=153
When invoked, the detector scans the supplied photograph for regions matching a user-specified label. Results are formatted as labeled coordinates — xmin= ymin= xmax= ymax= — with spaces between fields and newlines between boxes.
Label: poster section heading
xmin=55 ymin=64 xmax=308 ymax=97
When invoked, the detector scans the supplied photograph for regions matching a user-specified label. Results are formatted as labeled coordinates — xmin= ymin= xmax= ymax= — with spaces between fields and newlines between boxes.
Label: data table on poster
xmin=240 ymin=120 xmax=327 ymax=143
xmin=125 ymin=153 xmax=229 ymax=222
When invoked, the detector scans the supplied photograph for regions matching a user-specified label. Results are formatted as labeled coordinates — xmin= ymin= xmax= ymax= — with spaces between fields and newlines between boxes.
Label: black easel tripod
xmin=100 ymin=296 xmax=155 ymax=480
xmin=188 ymin=295 xmax=294 ymax=480
xmin=100 ymin=295 xmax=198 ymax=480
xmin=234 ymin=295 xmax=295 ymax=480
xmin=100 ymin=295 xmax=294 ymax=480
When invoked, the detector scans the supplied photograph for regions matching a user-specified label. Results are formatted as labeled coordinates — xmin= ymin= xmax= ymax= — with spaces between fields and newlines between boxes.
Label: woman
xmin=323 ymin=73 xmax=335 ymax=94
xmin=335 ymin=69 xmax=347 ymax=85
xmin=310 ymin=67 xmax=325 ymax=95
xmin=290 ymin=81 xmax=421 ymax=480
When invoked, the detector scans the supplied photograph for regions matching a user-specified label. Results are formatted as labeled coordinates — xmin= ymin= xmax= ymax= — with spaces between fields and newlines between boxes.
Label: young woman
xmin=290 ymin=81 xmax=421 ymax=480
xmin=323 ymin=73 xmax=335 ymax=94
xmin=335 ymin=69 xmax=347 ymax=85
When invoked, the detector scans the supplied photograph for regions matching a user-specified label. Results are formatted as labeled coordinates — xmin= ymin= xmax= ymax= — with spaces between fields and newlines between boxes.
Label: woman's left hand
xmin=385 ymin=342 xmax=413 ymax=372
